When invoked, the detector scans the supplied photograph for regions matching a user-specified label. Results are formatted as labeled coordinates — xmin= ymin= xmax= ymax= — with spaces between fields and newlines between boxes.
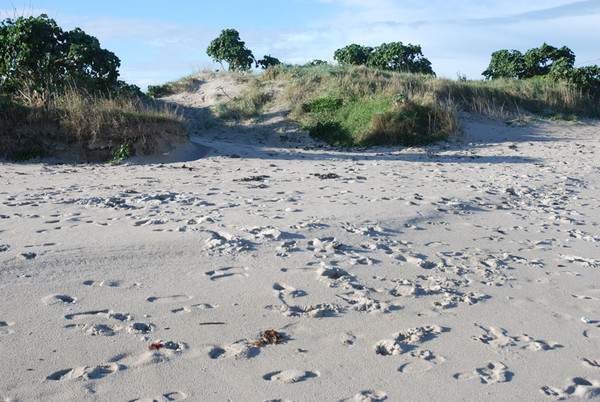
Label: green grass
xmin=215 ymin=79 xmax=272 ymax=121
xmin=271 ymin=66 xmax=458 ymax=146
xmin=255 ymin=64 xmax=599 ymax=147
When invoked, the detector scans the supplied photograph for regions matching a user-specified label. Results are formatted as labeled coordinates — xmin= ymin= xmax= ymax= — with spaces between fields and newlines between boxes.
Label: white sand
xmin=1 ymin=81 xmax=600 ymax=401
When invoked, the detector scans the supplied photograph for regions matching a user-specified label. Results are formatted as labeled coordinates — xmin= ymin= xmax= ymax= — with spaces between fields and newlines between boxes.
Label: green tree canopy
xmin=334 ymin=42 xmax=434 ymax=75
xmin=333 ymin=44 xmax=373 ymax=66
xmin=483 ymin=43 xmax=577 ymax=80
xmin=523 ymin=43 xmax=575 ymax=78
xmin=206 ymin=29 xmax=255 ymax=73
xmin=0 ymin=14 xmax=121 ymax=101
xmin=256 ymin=54 xmax=281 ymax=69
xmin=482 ymin=43 xmax=599 ymax=93
xmin=482 ymin=49 xmax=525 ymax=79
xmin=368 ymin=42 xmax=434 ymax=74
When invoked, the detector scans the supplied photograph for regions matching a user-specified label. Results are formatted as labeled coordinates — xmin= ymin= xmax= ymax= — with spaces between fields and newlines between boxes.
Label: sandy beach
xmin=1 ymin=85 xmax=600 ymax=401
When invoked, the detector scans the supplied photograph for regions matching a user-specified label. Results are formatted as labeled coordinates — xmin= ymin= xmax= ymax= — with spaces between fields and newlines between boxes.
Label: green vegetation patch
xmin=215 ymin=80 xmax=272 ymax=121
xmin=278 ymin=66 xmax=458 ymax=147
xmin=108 ymin=141 xmax=134 ymax=164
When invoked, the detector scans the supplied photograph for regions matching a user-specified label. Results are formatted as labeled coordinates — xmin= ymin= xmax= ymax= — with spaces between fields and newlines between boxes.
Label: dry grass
xmin=0 ymin=90 xmax=188 ymax=161
xmin=254 ymin=64 xmax=599 ymax=146
xmin=147 ymin=75 xmax=205 ymax=98
xmin=265 ymin=64 xmax=599 ymax=117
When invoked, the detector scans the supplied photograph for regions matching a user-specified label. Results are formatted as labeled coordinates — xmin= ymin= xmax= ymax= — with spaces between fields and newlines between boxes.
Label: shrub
xmin=256 ymin=55 xmax=281 ymax=69
xmin=0 ymin=14 xmax=120 ymax=103
xmin=108 ymin=141 xmax=134 ymax=164
xmin=365 ymin=98 xmax=458 ymax=146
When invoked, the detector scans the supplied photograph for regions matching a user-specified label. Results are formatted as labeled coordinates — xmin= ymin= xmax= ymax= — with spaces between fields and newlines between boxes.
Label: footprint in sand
xmin=273 ymin=283 xmax=307 ymax=299
xmin=472 ymin=324 xmax=562 ymax=351
xmin=204 ymin=267 xmax=249 ymax=281
xmin=583 ymin=326 xmax=600 ymax=339
xmin=65 ymin=323 xmax=121 ymax=337
xmin=147 ymin=295 xmax=193 ymax=304
xmin=454 ymin=361 xmax=513 ymax=384
xmin=581 ymin=357 xmax=600 ymax=369
xmin=262 ymin=370 xmax=320 ymax=383
xmin=271 ymin=303 xmax=344 ymax=318
xmin=46 ymin=363 xmax=125 ymax=381
xmin=130 ymin=391 xmax=187 ymax=401
xmin=375 ymin=325 xmax=444 ymax=356
xmin=338 ymin=291 xmax=396 ymax=314
xmin=20 ymin=252 xmax=37 ymax=260
xmin=398 ymin=350 xmax=446 ymax=374
xmin=82 ymin=280 xmax=123 ymax=287
xmin=342 ymin=390 xmax=388 ymax=401
xmin=127 ymin=322 xmax=153 ymax=334
xmin=172 ymin=303 xmax=218 ymax=314
xmin=541 ymin=377 xmax=600 ymax=399
xmin=64 ymin=309 xmax=132 ymax=321
xmin=207 ymin=341 xmax=260 ymax=360
xmin=42 ymin=294 xmax=76 ymax=305
xmin=276 ymin=240 xmax=299 ymax=257
xmin=0 ymin=321 xmax=16 ymax=335
xmin=116 ymin=341 xmax=188 ymax=369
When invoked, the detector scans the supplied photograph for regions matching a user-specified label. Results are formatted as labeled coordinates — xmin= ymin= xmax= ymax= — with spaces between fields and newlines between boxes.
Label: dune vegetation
xmin=0 ymin=15 xmax=187 ymax=162
xmin=157 ymin=63 xmax=599 ymax=147
xmin=3 ymin=19 xmax=600 ymax=160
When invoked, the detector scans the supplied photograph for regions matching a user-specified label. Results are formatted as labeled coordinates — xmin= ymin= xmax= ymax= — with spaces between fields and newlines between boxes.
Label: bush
xmin=256 ymin=55 xmax=281 ymax=69
xmin=365 ymin=98 xmax=458 ymax=146
xmin=0 ymin=14 xmax=120 ymax=103
xmin=334 ymin=42 xmax=435 ymax=75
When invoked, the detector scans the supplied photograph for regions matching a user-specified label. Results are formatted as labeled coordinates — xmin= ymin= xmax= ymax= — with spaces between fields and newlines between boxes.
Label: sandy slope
xmin=1 ymin=80 xmax=600 ymax=401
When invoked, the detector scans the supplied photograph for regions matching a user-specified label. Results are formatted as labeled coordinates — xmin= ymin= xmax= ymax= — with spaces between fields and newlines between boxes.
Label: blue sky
xmin=2 ymin=0 xmax=599 ymax=90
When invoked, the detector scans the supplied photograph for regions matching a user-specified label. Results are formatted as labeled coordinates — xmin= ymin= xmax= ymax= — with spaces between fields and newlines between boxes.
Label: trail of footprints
xmin=41 ymin=283 xmax=188 ymax=388
xmin=11 ymin=168 xmax=595 ymax=400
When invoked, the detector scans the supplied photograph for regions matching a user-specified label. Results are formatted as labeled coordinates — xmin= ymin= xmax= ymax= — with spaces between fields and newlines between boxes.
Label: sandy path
xmin=1 ymin=110 xmax=599 ymax=401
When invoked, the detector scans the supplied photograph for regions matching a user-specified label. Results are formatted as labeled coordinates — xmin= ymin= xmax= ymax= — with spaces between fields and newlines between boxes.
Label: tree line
xmin=1 ymin=16 xmax=599 ymax=104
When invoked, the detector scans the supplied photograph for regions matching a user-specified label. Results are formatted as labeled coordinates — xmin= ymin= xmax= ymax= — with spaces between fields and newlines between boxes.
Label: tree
xmin=523 ymin=43 xmax=575 ymax=78
xmin=256 ymin=54 xmax=281 ymax=69
xmin=483 ymin=44 xmax=577 ymax=80
xmin=482 ymin=49 xmax=525 ymax=79
xmin=206 ymin=29 xmax=255 ymax=73
xmin=305 ymin=59 xmax=328 ymax=67
xmin=368 ymin=42 xmax=434 ymax=74
xmin=333 ymin=44 xmax=373 ymax=66
xmin=0 ymin=14 xmax=121 ymax=102
xmin=334 ymin=42 xmax=434 ymax=75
